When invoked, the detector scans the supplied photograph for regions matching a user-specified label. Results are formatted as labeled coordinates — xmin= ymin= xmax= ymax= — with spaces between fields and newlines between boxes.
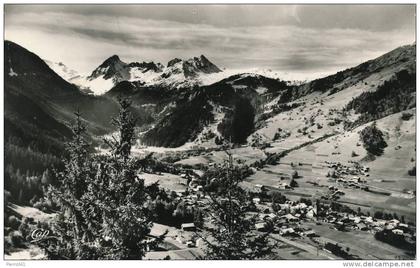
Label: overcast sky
xmin=5 ymin=4 xmax=416 ymax=79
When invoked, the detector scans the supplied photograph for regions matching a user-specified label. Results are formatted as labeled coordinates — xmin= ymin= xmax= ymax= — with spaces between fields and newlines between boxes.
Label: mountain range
xmin=47 ymin=53 xmax=223 ymax=95
xmin=4 ymin=40 xmax=416 ymax=173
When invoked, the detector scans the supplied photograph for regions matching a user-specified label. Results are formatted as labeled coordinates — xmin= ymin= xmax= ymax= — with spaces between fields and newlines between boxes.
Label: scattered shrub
xmin=9 ymin=231 xmax=24 ymax=247
xmin=401 ymin=112 xmax=413 ymax=121
xmin=7 ymin=215 xmax=20 ymax=229
xmin=359 ymin=122 xmax=387 ymax=156
xmin=290 ymin=179 xmax=298 ymax=188
xmin=408 ymin=166 xmax=416 ymax=176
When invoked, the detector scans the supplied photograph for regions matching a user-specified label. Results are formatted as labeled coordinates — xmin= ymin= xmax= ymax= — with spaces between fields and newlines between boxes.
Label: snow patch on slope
xmin=45 ymin=60 xmax=80 ymax=82
xmin=83 ymin=75 xmax=115 ymax=95
xmin=129 ymin=68 xmax=161 ymax=84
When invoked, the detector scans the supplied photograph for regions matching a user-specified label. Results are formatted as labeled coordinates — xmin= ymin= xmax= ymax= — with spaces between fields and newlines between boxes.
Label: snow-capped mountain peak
xmin=83 ymin=54 xmax=223 ymax=94
xmin=128 ymin=61 xmax=164 ymax=73
xmin=188 ymin=55 xmax=222 ymax=74
xmin=167 ymin=58 xmax=183 ymax=68
xmin=87 ymin=55 xmax=129 ymax=82
xmin=44 ymin=60 xmax=81 ymax=82
xmin=164 ymin=55 xmax=222 ymax=79
xmin=45 ymin=54 xmax=223 ymax=95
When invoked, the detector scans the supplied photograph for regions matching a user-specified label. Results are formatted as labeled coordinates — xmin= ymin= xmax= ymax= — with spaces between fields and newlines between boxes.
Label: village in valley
xmin=3 ymin=4 xmax=417 ymax=262
xmin=5 ymin=98 xmax=417 ymax=260
xmin=134 ymin=145 xmax=416 ymax=260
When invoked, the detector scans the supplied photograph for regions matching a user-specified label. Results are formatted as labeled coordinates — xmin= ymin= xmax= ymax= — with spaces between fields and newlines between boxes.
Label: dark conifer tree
xmin=42 ymin=101 xmax=158 ymax=259
xmin=96 ymin=97 xmax=157 ymax=259
xmin=199 ymin=155 xmax=277 ymax=260
xmin=42 ymin=110 xmax=96 ymax=259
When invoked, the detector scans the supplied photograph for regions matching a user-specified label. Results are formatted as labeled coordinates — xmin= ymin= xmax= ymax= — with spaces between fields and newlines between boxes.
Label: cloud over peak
xmin=5 ymin=5 xmax=415 ymax=80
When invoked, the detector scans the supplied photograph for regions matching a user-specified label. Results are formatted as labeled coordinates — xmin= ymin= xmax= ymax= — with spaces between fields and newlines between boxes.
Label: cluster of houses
xmin=325 ymin=161 xmax=369 ymax=177
xmin=312 ymin=206 xmax=416 ymax=244
xmin=253 ymin=200 xmax=319 ymax=236
xmin=335 ymin=176 xmax=368 ymax=190
xmin=325 ymin=161 xmax=370 ymax=190
xmin=174 ymin=223 xmax=206 ymax=248
xmin=150 ymin=158 xmax=415 ymax=256
xmin=179 ymin=170 xmax=204 ymax=193
xmin=333 ymin=214 xmax=413 ymax=236
xmin=251 ymin=189 xmax=415 ymax=248
xmin=322 ymin=186 xmax=345 ymax=200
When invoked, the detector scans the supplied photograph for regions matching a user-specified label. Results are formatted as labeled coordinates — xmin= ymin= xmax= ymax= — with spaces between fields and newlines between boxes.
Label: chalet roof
xmin=255 ymin=222 xmax=266 ymax=230
xmin=181 ymin=223 xmax=195 ymax=228
xmin=356 ymin=223 xmax=367 ymax=228
xmin=282 ymin=228 xmax=295 ymax=233
xmin=282 ymin=214 xmax=298 ymax=220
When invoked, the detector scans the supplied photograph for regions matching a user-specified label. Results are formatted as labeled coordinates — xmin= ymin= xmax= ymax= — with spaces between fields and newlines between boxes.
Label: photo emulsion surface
xmin=3 ymin=4 xmax=417 ymax=261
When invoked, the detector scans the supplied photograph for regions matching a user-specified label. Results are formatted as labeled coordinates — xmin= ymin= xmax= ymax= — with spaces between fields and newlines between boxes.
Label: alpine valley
xmin=4 ymin=39 xmax=416 ymax=260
